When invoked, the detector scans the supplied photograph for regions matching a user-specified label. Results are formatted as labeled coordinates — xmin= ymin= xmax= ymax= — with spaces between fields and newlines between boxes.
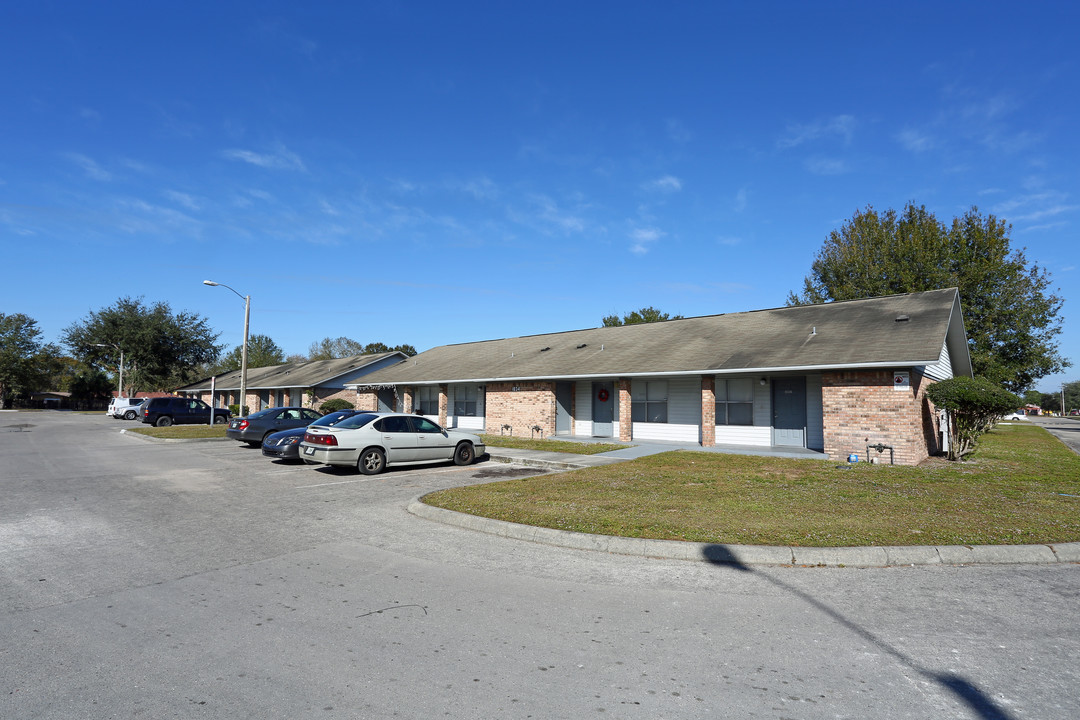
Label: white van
xmin=108 ymin=397 xmax=144 ymax=420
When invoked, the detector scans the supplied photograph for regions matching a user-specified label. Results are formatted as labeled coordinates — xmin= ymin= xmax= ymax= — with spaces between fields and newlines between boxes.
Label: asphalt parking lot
xmin=3 ymin=411 xmax=1080 ymax=719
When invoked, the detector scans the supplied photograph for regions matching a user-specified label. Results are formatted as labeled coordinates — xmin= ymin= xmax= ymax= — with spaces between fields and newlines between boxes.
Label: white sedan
xmin=300 ymin=411 xmax=485 ymax=474
xmin=1002 ymin=411 xmax=1027 ymax=421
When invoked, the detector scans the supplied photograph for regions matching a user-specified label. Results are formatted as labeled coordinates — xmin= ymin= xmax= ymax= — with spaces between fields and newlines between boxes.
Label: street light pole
xmin=204 ymin=280 xmax=251 ymax=418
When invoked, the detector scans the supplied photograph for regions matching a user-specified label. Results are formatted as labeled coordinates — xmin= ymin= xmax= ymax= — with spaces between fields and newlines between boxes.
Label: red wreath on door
xmin=597 ymin=388 xmax=609 ymax=402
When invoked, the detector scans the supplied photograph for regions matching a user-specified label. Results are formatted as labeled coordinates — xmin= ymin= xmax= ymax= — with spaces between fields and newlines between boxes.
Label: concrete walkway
xmin=424 ymin=443 xmax=1080 ymax=568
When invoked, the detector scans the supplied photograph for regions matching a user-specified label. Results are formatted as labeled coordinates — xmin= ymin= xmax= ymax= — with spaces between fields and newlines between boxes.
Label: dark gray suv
xmin=139 ymin=397 xmax=231 ymax=427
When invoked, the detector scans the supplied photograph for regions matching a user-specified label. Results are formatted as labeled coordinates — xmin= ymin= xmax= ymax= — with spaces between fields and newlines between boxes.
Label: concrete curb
xmin=485 ymin=454 xmax=592 ymax=471
xmin=119 ymin=429 xmax=233 ymax=444
xmin=406 ymin=498 xmax=1080 ymax=568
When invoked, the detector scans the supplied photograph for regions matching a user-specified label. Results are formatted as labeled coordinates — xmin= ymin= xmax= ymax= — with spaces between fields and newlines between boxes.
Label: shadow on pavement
xmin=702 ymin=544 xmax=1015 ymax=720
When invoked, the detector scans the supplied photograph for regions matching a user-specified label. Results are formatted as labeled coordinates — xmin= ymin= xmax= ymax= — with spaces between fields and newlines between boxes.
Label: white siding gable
xmin=921 ymin=340 xmax=954 ymax=381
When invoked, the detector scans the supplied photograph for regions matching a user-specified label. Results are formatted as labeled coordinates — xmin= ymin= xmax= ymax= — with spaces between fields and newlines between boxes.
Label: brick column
xmin=438 ymin=384 xmax=448 ymax=427
xmin=701 ymin=375 xmax=716 ymax=446
xmin=403 ymin=387 xmax=415 ymax=413
xmin=618 ymin=378 xmax=632 ymax=442
xmin=356 ymin=389 xmax=378 ymax=412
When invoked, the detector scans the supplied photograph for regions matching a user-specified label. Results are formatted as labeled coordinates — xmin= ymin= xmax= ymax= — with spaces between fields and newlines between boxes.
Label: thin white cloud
xmin=113 ymin=197 xmax=202 ymax=238
xmin=777 ymin=115 xmax=855 ymax=149
xmin=222 ymin=143 xmax=306 ymax=171
xmin=629 ymin=226 xmax=664 ymax=255
xmin=733 ymin=188 xmax=748 ymax=212
xmin=515 ymin=194 xmax=587 ymax=234
xmin=65 ymin=153 xmax=112 ymax=181
xmin=644 ymin=175 xmax=682 ymax=193
xmin=896 ymin=128 xmax=934 ymax=153
xmin=1021 ymin=221 xmax=1068 ymax=233
xmin=389 ymin=178 xmax=420 ymax=194
xmin=1013 ymin=205 xmax=1077 ymax=222
xmin=164 ymin=190 xmax=201 ymax=211
xmin=666 ymin=118 xmax=692 ymax=143
xmin=717 ymin=235 xmax=741 ymax=246
xmin=992 ymin=190 xmax=1067 ymax=214
xmin=234 ymin=188 xmax=276 ymax=207
xmin=319 ymin=199 xmax=340 ymax=216
xmin=449 ymin=176 xmax=499 ymax=201
xmin=804 ymin=157 xmax=849 ymax=175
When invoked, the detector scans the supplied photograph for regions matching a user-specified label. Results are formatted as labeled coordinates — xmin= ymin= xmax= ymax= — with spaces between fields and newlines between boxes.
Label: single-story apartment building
xmin=349 ymin=289 xmax=972 ymax=466
xmin=176 ymin=352 xmax=408 ymax=412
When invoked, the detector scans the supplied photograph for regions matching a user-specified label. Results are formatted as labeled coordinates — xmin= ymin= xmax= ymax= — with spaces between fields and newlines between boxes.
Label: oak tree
xmin=789 ymin=203 xmax=1068 ymax=392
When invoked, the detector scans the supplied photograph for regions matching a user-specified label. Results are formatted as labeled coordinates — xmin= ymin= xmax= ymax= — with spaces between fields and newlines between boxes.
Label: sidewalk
xmin=445 ymin=444 xmax=1080 ymax=568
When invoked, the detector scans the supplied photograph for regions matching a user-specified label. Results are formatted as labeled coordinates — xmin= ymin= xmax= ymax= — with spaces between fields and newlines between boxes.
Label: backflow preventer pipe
xmin=865 ymin=443 xmax=895 ymax=465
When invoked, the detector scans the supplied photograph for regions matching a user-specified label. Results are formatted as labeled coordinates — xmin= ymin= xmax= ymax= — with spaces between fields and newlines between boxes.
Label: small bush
xmin=319 ymin=398 xmax=354 ymax=414
xmin=228 ymin=404 xmax=250 ymax=416
xmin=927 ymin=376 xmax=1021 ymax=460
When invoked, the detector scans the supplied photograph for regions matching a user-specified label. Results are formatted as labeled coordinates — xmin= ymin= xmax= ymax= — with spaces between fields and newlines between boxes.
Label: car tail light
xmin=304 ymin=432 xmax=337 ymax=446
xmin=237 ymin=420 xmax=249 ymax=430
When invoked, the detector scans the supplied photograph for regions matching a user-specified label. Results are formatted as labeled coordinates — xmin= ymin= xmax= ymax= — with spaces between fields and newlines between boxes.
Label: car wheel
xmin=155 ymin=416 xmax=173 ymax=427
xmin=124 ymin=410 xmax=137 ymax=420
xmin=454 ymin=442 xmax=475 ymax=466
xmin=358 ymin=447 xmax=386 ymax=475
xmin=214 ymin=415 xmax=227 ymax=424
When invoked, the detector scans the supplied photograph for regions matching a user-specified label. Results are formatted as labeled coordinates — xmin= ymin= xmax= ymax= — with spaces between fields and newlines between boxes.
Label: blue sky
xmin=2 ymin=1 xmax=1077 ymax=393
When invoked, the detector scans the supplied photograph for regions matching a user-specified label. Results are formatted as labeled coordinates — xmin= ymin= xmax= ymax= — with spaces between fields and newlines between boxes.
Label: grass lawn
xmin=425 ymin=424 xmax=1080 ymax=547
xmin=128 ymin=425 xmax=229 ymax=439
xmin=480 ymin=434 xmax=625 ymax=455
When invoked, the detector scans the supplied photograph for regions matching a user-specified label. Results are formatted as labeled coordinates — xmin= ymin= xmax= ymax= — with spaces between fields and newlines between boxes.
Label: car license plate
xmin=303 ymin=446 xmax=315 ymax=455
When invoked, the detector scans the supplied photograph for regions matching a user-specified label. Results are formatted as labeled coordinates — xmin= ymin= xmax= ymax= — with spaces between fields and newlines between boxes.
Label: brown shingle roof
xmin=353 ymin=289 xmax=970 ymax=385
xmin=177 ymin=352 xmax=404 ymax=392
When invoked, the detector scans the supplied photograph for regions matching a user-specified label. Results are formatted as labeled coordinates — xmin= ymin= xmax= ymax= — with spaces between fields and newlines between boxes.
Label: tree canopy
xmin=307 ymin=336 xmax=417 ymax=360
xmin=788 ymin=203 xmax=1068 ymax=392
xmin=1045 ymin=381 xmax=1080 ymax=414
xmin=0 ymin=313 xmax=59 ymax=408
xmin=602 ymin=306 xmax=684 ymax=327
xmin=62 ymin=297 xmax=221 ymax=394
xmin=212 ymin=334 xmax=286 ymax=374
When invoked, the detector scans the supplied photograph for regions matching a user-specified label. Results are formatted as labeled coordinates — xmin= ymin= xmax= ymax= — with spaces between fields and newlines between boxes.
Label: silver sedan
xmin=299 ymin=412 xmax=486 ymax=474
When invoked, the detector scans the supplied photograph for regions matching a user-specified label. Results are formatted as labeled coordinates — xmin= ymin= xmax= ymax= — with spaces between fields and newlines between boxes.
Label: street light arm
xmin=203 ymin=279 xmax=246 ymax=302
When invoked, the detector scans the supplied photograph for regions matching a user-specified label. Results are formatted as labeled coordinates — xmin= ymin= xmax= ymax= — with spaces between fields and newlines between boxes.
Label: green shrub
xmin=319 ymin=398 xmax=354 ymax=414
xmin=927 ymin=376 xmax=1022 ymax=460
xmin=228 ymin=404 xmax=249 ymax=416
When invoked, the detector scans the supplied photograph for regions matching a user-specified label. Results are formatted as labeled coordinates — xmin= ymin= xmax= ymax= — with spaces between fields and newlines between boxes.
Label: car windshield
xmin=309 ymin=411 xmax=356 ymax=427
xmin=332 ymin=412 xmax=378 ymax=429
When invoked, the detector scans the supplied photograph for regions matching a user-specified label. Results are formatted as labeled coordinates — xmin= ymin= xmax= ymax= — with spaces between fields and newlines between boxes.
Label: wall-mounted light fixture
xmin=759 ymin=377 xmax=767 ymax=386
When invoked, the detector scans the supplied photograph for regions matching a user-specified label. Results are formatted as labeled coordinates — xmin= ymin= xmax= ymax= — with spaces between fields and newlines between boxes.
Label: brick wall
xmin=355 ymin=389 xmax=379 ymax=412
xmin=821 ymin=370 xmax=940 ymax=466
xmin=484 ymin=381 xmax=556 ymax=437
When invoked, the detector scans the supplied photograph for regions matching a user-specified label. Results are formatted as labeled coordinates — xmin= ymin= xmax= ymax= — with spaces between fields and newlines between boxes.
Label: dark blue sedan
xmin=261 ymin=410 xmax=363 ymax=461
